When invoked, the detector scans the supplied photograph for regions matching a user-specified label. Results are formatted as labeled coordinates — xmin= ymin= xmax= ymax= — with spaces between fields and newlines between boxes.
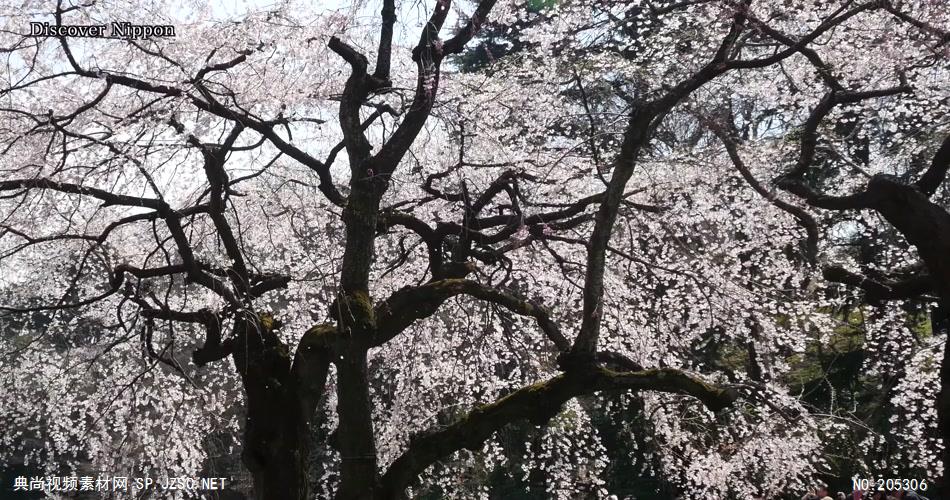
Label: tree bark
xmin=242 ymin=402 xmax=311 ymax=500
xmin=335 ymin=347 xmax=379 ymax=499
xmin=861 ymin=176 xmax=950 ymax=494
xmin=937 ymin=304 xmax=950 ymax=498
xmin=232 ymin=315 xmax=332 ymax=500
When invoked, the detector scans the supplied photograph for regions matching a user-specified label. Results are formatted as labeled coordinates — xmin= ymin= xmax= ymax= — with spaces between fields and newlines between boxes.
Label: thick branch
xmin=374 ymin=278 xmax=569 ymax=350
xmin=377 ymin=210 xmax=446 ymax=278
xmin=373 ymin=0 xmax=397 ymax=81
xmin=883 ymin=3 xmax=950 ymax=46
xmin=915 ymin=134 xmax=950 ymax=197
xmin=248 ymin=274 xmax=292 ymax=298
xmin=378 ymin=367 xmax=737 ymax=497
xmin=773 ymin=82 xmax=911 ymax=211
xmin=823 ymin=265 xmax=934 ymax=302
xmin=784 ymin=84 xmax=911 ymax=182
xmin=291 ymin=324 xmax=335 ymax=427
xmin=442 ymin=0 xmax=497 ymax=55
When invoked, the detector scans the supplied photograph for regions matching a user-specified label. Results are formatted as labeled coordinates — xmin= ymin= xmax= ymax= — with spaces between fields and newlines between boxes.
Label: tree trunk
xmin=935 ymin=301 xmax=950 ymax=498
xmin=867 ymin=177 xmax=950 ymax=494
xmin=243 ymin=401 xmax=311 ymax=500
xmin=335 ymin=347 xmax=379 ymax=499
xmin=232 ymin=314 xmax=315 ymax=500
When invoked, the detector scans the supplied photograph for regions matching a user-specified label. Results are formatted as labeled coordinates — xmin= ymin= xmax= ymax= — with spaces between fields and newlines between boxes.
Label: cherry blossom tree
xmin=0 ymin=0 xmax=947 ymax=499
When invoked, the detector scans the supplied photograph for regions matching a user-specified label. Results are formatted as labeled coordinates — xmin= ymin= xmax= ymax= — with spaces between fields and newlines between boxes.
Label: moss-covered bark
xmin=232 ymin=315 xmax=334 ymax=500
xmin=378 ymin=367 xmax=737 ymax=497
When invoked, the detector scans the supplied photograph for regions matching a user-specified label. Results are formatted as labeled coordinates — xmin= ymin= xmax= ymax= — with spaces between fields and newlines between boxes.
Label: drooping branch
xmin=378 ymin=367 xmax=737 ymax=497
xmin=374 ymin=278 xmax=569 ymax=350
xmin=49 ymin=5 xmax=346 ymax=207
xmin=707 ymin=118 xmax=820 ymax=263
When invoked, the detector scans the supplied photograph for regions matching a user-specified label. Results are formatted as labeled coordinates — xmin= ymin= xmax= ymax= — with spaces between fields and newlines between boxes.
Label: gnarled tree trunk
xmin=234 ymin=315 xmax=332 ymax=500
